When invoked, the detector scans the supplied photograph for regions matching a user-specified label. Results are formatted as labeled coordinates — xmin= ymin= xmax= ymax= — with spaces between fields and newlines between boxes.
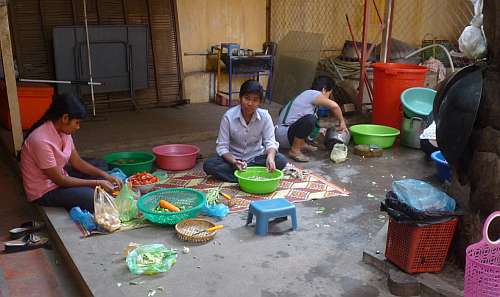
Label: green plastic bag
xmin=126 ymin=244 xmax=177 ymax=275
xmin=115 ymin=183 xmax=138 ymax=222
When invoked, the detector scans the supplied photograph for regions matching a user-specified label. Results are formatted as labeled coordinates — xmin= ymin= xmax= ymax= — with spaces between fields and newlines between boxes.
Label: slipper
xmin=301 ymin=143 xmax=318 ymax=152
xmin=9 ymin=221 xmax=46 ymax=239
xmin=269 ymin=217 xmax=288 ymax=224
xmin=3 ymin=233 xmax=49 ymax=253
xmin=288 ymin=152 xmax=310 ymax=162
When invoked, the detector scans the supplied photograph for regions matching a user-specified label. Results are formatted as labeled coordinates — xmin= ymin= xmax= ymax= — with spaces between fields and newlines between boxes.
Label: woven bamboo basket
xmin=175 ymin=219 xmax=219 ymax=243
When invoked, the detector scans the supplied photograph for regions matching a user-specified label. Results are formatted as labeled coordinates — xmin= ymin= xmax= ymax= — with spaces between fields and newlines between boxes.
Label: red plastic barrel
xmin=372 ymin=63 xmax=428 ymax=129
xmin=0 ymin=83 xmax=54 ymax=130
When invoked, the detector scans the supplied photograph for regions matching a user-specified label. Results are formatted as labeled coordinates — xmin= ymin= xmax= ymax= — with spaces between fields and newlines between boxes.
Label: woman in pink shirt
xmin=20 ymin=94 xmax=122 ymax=212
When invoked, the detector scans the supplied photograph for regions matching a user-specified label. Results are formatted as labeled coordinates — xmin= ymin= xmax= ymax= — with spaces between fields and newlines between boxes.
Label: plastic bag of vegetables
xmin=93 ymin=186 xmax=121 ymax=232
xmin=200 ymin=189 xmax=229 ymax=219
xmin=126 ymin=243 xmax=177 ymax=275
xmin=114 ymin=182 xmax=138 ymax=222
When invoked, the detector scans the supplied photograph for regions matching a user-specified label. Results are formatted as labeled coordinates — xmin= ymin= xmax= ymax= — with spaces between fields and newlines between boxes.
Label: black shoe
xmin=9 ymin=221 xmax=46 ymax=240
xmin=3 ymin=232 xmax=50 ymax=253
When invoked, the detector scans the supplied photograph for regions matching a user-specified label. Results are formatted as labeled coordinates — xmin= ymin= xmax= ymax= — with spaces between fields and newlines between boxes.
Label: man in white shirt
xmin=203 ymin=80 xmax=288 ymax=182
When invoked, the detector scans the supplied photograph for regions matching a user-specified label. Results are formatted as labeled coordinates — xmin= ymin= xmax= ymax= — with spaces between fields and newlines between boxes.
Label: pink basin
xmin=152 ymin=144 xmax=200 ymax=171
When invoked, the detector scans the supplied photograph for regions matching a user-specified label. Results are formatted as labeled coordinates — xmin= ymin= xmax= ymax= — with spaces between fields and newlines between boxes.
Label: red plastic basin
xmin=152 ymin=144 xmax=200 ymax=171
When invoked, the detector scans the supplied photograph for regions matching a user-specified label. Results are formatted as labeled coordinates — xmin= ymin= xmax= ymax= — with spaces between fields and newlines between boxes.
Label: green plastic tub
xmin=103 ymin=151 xmax=155 ymax=176
xmin=137 ymin=188 xmax=206 ymax=225
xmin=234 ymin=167 xmax=283 ymax=194
xmin=350 ymin=124 xmax=400 ymax=149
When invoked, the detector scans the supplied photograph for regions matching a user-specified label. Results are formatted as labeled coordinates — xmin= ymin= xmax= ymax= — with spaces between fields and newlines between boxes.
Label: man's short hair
xmin=239 ymin=80 xmax=264 ymax=100
xmin=311 ymin=75 xmax=334 ymax=92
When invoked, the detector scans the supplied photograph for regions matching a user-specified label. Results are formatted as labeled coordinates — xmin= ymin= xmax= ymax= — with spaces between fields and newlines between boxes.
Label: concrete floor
xmin=1 ymin=102 xmax=464 ymax=297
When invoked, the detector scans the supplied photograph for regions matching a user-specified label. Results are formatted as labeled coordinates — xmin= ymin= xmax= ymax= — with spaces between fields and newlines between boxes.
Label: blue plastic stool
xmin=246 ymin=198 xmax=298 ymax=236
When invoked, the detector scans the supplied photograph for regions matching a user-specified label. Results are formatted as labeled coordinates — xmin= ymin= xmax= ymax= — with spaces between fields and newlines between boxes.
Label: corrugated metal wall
xmin=9 ymin=0 xmax=181 ymax=112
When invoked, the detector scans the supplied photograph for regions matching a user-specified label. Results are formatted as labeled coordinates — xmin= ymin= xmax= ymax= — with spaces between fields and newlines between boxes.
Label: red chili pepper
xmin=129 ymin=172 xmax=158 ymax=185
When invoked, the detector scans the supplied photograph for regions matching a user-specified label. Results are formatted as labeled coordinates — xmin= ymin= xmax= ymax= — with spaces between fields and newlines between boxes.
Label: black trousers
xmin=420 ymin=139 xmax=439 ymax=158
xmin=203 ymin=153 xmax=288 ymax=183
xmin=287 ymin=114 xmax=317 ymax=144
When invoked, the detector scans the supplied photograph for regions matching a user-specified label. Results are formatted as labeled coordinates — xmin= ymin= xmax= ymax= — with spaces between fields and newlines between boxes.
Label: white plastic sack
xmin=330 ymin=143 xmax=348 ymax=163
xmin=458 ymin=0 xmax=486 ymax=59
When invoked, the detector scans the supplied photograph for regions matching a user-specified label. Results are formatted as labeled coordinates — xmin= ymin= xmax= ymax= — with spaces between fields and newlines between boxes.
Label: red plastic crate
xmin=385 ymin=218 xmax=458 ymax=274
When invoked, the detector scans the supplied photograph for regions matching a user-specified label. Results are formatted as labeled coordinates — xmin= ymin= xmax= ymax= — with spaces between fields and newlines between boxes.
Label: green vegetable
xmin=206 ymin=189 xmax=220 ymax=206
xmin=153 ymin=204 xmax=186 ymax=213
xmin=126 ymin=244 xmax=177 ymax=275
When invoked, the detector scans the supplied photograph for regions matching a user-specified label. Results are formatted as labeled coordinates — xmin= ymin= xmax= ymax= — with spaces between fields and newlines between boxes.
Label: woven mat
xmin=156 ymin=164 xmax=350 ymax=212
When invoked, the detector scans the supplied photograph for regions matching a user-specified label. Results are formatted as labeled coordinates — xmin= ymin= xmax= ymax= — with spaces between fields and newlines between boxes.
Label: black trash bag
xmin=380 ymin=191 xmax=464 ymax=226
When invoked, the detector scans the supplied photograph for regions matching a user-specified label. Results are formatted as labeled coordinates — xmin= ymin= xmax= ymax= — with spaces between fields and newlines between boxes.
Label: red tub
xmin=0 ymin=83 xmax=54 ymax=130
xmin=152 ymin=144 xmax=200 ymax=171
xmin=372 ymin=63 xmax=428 ymax=129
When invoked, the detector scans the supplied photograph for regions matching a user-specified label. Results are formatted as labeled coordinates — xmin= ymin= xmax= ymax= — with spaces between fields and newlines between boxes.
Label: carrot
xmin=159 ymin=199 xmax=180 ymax=212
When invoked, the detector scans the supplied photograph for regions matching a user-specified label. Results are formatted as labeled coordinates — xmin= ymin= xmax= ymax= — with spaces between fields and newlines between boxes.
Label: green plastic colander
xmin=234 ymin=166 xmax=283 ymax=194
xmin=137 ymin=188 xmax=206 ymax=225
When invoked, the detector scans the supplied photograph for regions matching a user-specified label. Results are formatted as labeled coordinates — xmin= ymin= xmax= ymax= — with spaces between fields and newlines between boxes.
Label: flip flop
xmin=9 ymin=221 xmax=46 ymax=239
xmin=288 ymin=152 xmax=310 ymax=162
xmin=301 ymin=143 xmax=318 ymax=152
xmin=3 ymin=233 xmax=50 ymax=253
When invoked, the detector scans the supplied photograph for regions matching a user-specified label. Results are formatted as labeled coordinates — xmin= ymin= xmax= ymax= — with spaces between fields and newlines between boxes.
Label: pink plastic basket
xmin=464 ymin=211 xmax=500 ymax=297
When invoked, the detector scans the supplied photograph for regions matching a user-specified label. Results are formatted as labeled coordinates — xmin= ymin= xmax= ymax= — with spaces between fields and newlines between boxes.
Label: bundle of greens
xmin=206 ymin=189 xmax=220 ymax=206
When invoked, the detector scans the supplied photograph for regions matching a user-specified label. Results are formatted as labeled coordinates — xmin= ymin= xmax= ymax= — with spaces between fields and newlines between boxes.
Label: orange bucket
xmin=372 ymin=63 xmax=428 ymax=129
xmin=0 ymin=83 xmax=54 ymax=130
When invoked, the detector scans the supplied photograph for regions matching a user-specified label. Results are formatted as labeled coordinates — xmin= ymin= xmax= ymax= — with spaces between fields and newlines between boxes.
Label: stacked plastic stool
xmin=246 ymin=198 xmax=298 ymax=236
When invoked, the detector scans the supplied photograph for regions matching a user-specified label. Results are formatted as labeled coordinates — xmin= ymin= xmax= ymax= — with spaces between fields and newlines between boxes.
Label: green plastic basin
xmin=350 ymin=124 xmax=400 ymax=149
xmin=234 ymin=167 xmax=283 ymax=194
xmin=103 ymin=151 xmax=155 ymax=176
xmin=401 ymin=87 xmax=436 ymax=118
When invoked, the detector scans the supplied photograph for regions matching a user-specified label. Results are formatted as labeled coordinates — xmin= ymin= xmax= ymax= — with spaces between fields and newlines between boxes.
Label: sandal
xmin=269 ymin=217 xmax=288 ymax=224
xmin=9 ymin=221 xmax=46 ymax=240
xmin=3 ymin=232 xmax=50 ymax=253
xmin=288 ymin=152 xmax=310 ymax=162
xmin=301 ymin=143 xmax=318 ymax=152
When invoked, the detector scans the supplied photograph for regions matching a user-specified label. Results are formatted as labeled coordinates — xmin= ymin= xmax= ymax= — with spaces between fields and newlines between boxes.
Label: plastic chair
xmin=246 ymin=198 xmax=298 ymax=236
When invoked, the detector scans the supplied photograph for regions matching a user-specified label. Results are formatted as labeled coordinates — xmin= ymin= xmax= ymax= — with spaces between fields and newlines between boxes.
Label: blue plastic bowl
xmin=401 ymin=87 xmax=437 ymax=118
xmin=318 ymin=107 xmax=330 ymax=117
xmin=431 ymin=151 xmax=451 ymax=182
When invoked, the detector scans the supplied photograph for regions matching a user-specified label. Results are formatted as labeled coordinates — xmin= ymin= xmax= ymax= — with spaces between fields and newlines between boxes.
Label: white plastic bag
xmin=330 ymin=143 xmax=348 ymax=163
xmin=94 ymin=186 xmax=121 ymax=232
xmin=458 ymin=0 xmax=486 ymax=59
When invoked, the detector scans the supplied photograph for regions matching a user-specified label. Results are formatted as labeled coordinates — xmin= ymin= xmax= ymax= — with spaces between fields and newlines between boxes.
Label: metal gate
xmin=270 ymin=0 xmax=473 ymax=55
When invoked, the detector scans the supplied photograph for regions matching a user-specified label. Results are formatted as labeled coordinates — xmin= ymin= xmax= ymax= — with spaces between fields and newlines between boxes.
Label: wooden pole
xmin=0 ymin=0 xmax=23 ymax=153
xmin=380 ymin=0 xmax=394 ymax=62
xmin=357 ymin=0 xmax=370 ymax=111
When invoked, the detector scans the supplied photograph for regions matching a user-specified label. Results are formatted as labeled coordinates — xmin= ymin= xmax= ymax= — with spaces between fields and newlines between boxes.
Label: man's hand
xmin=337 ymin=120 xmax=347 ymax=132
xmin=234 ymin=159 xmax=248 ymax=171
xmin=266 ymin=156 xmax=276 ymax=172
